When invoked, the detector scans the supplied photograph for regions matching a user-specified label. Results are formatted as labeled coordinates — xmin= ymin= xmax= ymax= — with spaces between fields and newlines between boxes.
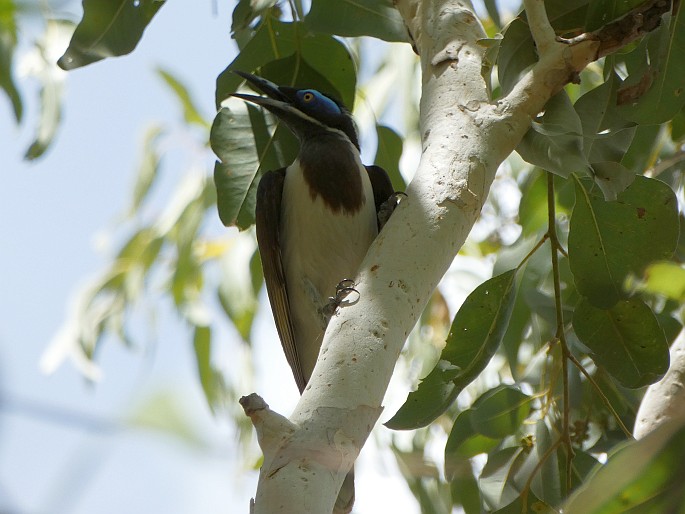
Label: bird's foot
xmin=323 ymin=279 xmax=360 ymax=317
xmin=378 ymin=191 xmax=407 ymax=229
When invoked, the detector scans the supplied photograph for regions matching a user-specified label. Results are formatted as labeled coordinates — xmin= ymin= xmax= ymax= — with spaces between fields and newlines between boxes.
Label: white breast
xmin=280 ymin=157 xmax=377 ymax=382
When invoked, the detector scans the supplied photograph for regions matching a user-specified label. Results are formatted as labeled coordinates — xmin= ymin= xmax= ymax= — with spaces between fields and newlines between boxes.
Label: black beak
xmin=231 ymin=71 xmax=317 ymax=139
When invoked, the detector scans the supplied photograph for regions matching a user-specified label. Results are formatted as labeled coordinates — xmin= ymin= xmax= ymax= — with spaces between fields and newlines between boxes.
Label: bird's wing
xmin=365 ymin=165 xmax=398 ymax=229
xmin=255 ymin=169 xmax=307 ymax=393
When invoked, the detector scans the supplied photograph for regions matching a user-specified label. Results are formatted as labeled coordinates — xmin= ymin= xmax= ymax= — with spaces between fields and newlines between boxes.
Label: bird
xmin=233 ymin=71 xmax=397 ymax=514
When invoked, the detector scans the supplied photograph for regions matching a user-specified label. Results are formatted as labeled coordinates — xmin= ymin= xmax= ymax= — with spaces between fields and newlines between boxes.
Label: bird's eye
xmin=303 ymin=92 xmax=315 ymax=102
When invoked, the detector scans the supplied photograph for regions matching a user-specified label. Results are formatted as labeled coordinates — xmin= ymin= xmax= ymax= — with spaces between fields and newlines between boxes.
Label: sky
xmin=0 ymin=1 xmax=425 ymax=513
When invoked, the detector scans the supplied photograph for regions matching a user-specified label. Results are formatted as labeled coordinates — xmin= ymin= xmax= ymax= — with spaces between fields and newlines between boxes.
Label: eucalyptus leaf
xmin=215 ymin=21 xmax=356 ymax=108
xmin=568 ymin=175 xmax=678 ymax=308
xmin=58 ymin=0 xmax=166 ymax=70
xmin=304 ymin=0 xmax=409 ymax=43
xmin=573 ymin=297 xmax=669 ymax=388
xmin=517 ymin=91 xmax=590 ymax=177
xmin=564 ymin=417 xmax=685 ymax=513
xmin=619 ymin=9 xmax=685 ymax=124
xmin=385 ymin=270 xmax=518 ymax=430
xmin=374 ymin=124 xmax=406 ymax=191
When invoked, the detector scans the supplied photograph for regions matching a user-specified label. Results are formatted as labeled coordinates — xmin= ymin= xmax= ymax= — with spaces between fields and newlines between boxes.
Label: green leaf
xmin=385 ymin=270 xmax=518 ymax=430
xmin=564 ymin=418 xmax=685 ymax=513
xmin=480 ymin=447 xmax=526 ymax=510
xmin=621 ymin=123 xmax=662 ymax=174
xmin=514 ymin=420 xmax=561 ymax=505
xmin=128 ymin=390 xmax=206 ymax=447
xmin=58 ymin=0 xmax=166 ymax=70
xmin=497 ymin=17 xmax=537 ymax=96
xmin=568 ymin=175 xmax=679 ymax=308
xmin=574 ymin=76 xmax=636 ymax=165
xmin=374 ymin=124 xmax=406 ymax=191
xmin=572 ymin=297 xmax=669 ymax=388
xmin=24 ymin=20 xmax=71 ymax=160
xmin=157 ymin=68 xmax=208 ymax=128
xmin=215 ymin=21 xmax=356 ymax=108
xmin=619 ymin=9 xmax=685 ymax=124
xmin=470 ymin=385 xmax=532 ymax=439
xmin=193 ymin=325 xmax=219 ymax=412
xmin=640 ymin=261 xmax=685 ymax=301
xmin=449 ymin=461 xmax=482 ymax=514
xmin=304 ymin=0 xmax=409 ymax=43
xmin=517 ymin=91 xmax=590 ymax=177
xmin=217 ymin=237 xmax=259 ymax=342
xmin=445 ymin=410 xmax=499 ymax=478
xmin=591 ymin=161 xmax=636 ymax=201
xmin=584 ymin=0 xmax=646 ymax=32
xmin=0 ymin=1 xmax=22 ymax=122
xmin=211 ymin=97 xmax=295 ymax=229
xmin=130 ymin=125 xmax=163 ymax=214
xmin=518 ymin=169 xmax=548 ymax=236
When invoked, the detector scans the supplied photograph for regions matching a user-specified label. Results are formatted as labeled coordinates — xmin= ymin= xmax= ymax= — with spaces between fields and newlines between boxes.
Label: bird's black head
xmin=232 ymin=71 xmax=359 ymax=149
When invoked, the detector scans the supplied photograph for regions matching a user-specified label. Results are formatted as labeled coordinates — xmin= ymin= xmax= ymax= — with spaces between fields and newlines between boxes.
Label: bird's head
xmin=232 ymin=71 xmax=359 ymax=149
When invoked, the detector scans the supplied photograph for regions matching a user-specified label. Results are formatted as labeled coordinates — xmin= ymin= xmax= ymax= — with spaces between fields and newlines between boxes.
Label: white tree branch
xmin=246 ymin=0 xmax=671 ymax=511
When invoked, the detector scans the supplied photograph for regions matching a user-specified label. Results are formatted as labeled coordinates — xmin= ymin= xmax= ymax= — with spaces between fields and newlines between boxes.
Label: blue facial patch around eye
xmin=297 ymin=89 xmax=342 ymax=116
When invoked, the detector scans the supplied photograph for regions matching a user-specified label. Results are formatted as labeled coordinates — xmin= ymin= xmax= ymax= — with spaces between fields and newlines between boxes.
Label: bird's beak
xmin=232 ymin=71 xmax=300 ymax=114
xmin=231 ymin=71 xmax=316 ymax=138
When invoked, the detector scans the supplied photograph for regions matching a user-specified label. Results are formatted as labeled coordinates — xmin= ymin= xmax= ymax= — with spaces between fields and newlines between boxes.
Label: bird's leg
xmin=378 ymin=191 xmax=407 ymax=229
xmin=322 ymin=279 xmax=360 ymax=318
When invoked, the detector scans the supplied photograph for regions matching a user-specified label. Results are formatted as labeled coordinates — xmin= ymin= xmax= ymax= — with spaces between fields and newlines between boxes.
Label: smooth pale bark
xmin=634 ymin=329 xmax=685 ymax=439
xmin=246 ymin=1 xmax=668 ymax=512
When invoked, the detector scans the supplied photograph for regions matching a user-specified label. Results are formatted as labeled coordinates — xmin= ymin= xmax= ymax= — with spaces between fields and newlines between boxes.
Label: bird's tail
xmin=333 ymin=468 xmax=355 ymax=514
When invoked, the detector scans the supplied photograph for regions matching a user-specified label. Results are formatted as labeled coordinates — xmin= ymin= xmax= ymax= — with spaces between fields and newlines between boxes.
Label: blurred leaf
xmin=514 ymin=420 xmax=560 ymax=505
xmin=128 ymin=390 xmax=206 ymax=447
xmin=374 ymin=124 xmax=406 ymax=191
xmin=24 ymin=19 xmax=71 ymax=160
xmin=130 ymin=125 xmax=164 ymax=214
xmin=564 ymin=417 xmax=685 ymax=513
xmin=449 ymin=460 xmax=481 ymax=514
xmin=471 ymin=385 xmax=532 ymax=439
xmin=216 ymin=21 xmax=356 ymax=108
xmin=386 ymin=270 xmax=518 ymax=430
xmin=517 ymin=91 xmax=590 ymax=177
xmin=573 ymin=297 xmax=669 ymax=388
xmin=58 ymin=0 xmax=166 ymax=70
xmin=518 ymin=170 xmax=548 ymax=236
xmin=217 ymin=236 xmax=259 ymax=341
xmin=618 ymin=9 xmax=685 ymax=124
xmin=568 ymin=175 xmax=678 ymax=308
xmin=0 ymin=0 xmax=22 ymax=121
xmin=640 ymin=261 xmax=685 ymax=301
xmin=480 ymin=447 xmax=526 ymax=510
xmin=193 ymin=325 xmax=222 ymax=412
xmin=157 ymin=68 xmax=208 ymax=128
xmin=445 ymin=409 xmax=499 ymax=476
xmin=249 ymin=245 xmax=264 ymax=297
xmin=482 ymin=0 xmax=501 ymax=28
xmin=304 ymin=0 xmax=409 ymax=43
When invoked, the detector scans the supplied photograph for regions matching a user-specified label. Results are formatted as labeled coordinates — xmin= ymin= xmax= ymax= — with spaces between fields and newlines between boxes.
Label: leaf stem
xmin=517 ymin=233 xmax=550 ymax=270
xmin=566 ymin=352 xmax=633 ymax=439
xmin=546 ymin=172 xmax=575 ymax=492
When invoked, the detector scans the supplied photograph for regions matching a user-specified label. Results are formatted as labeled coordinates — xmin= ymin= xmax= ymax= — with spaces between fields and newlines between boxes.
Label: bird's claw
xmin=323 ymin=279 xmax=360 ymax=317
xmin=378 ymin=191 xmax=406 ymax=229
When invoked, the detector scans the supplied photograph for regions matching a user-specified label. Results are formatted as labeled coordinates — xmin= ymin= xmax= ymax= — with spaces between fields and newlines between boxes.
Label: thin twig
xmin=546 ymin=172 xmax=575 ymax=492
xmin=566 ymin=352 xmax=634 ymax=439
